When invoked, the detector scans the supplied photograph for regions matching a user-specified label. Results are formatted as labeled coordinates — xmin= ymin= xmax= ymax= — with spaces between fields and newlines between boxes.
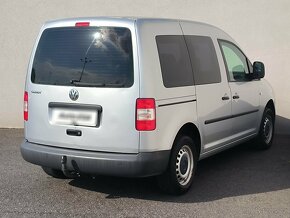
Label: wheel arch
xmin=173 ymin=123 xmax=201 ymax=158
xmin=265 ymin=99 xmax=276 ymax=118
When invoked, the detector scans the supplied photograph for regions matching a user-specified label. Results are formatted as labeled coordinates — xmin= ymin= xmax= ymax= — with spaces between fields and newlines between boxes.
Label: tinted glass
xmin=156 ymin=35 xmax=194 ymax=88
xmin=219 ymin=41 xmax=249 ymax=82
xmin=185 ymin=36 xmax=221 ymax=85
xmin=32 ymin=27 xmax=133 ymax=87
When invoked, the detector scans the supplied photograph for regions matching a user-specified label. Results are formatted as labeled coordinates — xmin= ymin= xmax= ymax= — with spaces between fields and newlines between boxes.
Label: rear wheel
xmin=255 ymin=107 xmax=275 ymax=149
xmin=42 ymin=167 xmax=67 ymax=179
xmin=157 ymin=135 xmax=197 ymax=195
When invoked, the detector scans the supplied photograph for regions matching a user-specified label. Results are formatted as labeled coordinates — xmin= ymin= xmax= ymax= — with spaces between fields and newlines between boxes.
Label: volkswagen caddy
xmin=21 ymin=17 xmax=275 ymax=194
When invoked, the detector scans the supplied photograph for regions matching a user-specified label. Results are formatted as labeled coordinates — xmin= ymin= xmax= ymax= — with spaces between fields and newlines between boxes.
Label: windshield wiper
xmin=70 ymin=80 xmax=125 ymax=87
xmin=77 ymin=57 xmax=92 ymax=82
xmin=71 ymin=81 xmax=105 ymax=87
xmin=106 ymin=83 xmax=125 ymax=87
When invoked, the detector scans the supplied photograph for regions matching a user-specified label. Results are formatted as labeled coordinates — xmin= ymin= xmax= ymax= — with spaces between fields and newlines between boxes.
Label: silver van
xmin=21 ymin=17 xmax=275 ymax=194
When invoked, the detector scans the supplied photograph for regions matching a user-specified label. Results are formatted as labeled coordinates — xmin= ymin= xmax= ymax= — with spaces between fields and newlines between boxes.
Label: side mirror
xmin=253 ymin=61 xmax=265 ymax=79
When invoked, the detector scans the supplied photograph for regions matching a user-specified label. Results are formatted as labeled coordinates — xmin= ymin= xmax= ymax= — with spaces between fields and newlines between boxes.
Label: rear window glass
xmin=156 ymin=35 xmax=194 ymax=88
xmin=185 ymin=35 xmax=221 ymax=85
xmin=31 ymin=27 xmax=133 ymax=87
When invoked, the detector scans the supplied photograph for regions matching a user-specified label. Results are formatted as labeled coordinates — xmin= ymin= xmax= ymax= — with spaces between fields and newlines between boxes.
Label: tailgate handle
xmin=66 ymin=129 xmax=82 ymax=137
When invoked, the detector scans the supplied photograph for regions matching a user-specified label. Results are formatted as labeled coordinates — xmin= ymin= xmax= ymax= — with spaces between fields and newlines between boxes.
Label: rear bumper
xmin=20 ymin=140 xmax=170 ymax=177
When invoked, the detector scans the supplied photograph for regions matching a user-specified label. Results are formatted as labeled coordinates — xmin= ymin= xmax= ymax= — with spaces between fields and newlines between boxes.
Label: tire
xmin=42 ymin=167 xmax=67 ymax=179
xmin=255 ymin=107 xmax=275 ymax=149
xmin=157 ymin=135 xmax=197 ymax=195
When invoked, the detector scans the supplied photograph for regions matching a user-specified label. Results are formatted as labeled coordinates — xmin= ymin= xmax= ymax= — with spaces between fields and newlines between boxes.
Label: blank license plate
xmin=51 ymin=108 xmax=98 ymax=127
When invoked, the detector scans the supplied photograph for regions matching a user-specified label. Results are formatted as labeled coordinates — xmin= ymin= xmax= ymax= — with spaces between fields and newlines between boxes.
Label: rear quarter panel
xmin=135 ymin=19 xmax=198 ymax=152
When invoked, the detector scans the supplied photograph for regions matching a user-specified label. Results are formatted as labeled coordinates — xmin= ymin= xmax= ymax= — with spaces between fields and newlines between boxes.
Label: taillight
xmin=75 ymin=22 xmax=90 ymax=27
xmin=24 ymin=91 xmax=28 ymax=121
xmin=136 ymin=98 xmax=156 ymax=131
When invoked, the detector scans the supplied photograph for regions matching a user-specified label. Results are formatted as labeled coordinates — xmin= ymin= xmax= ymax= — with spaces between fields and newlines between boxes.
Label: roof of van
xmin=43 ymin=17 xmax=230 ymax=40
xmin=45 ymin=16 xmax=219 ymax=29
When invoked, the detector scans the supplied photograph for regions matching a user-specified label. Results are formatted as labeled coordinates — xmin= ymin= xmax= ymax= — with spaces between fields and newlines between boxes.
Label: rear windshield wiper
xmin=71 ymin=80 xmax=125 ymax=87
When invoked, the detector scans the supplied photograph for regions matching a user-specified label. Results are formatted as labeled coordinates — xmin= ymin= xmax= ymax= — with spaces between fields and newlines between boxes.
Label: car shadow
xmin=68 ymin=133 xmax=290 ymax=203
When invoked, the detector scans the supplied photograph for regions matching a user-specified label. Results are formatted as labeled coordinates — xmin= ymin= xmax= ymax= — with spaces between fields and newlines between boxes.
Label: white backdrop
xmin=1 ymin=0 xmax=289 ymax=134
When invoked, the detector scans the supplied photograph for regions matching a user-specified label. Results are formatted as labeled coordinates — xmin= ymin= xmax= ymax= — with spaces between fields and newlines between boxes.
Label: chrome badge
xmin=69 ymin=89 xmax=79 ymax=101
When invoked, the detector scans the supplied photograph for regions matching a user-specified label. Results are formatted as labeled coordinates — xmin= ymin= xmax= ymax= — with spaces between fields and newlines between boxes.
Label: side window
xmin=219 ymin=41 xmax=249 ymax=82
xmin=156 ymin=35 xmax=194 ymax=88
xmin=185 ymin=35 xmax=221 ymax=85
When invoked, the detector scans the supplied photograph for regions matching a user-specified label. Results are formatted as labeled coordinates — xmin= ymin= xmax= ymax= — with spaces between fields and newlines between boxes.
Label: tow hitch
xmin=61 ymin=156 xmax=80 ymax=178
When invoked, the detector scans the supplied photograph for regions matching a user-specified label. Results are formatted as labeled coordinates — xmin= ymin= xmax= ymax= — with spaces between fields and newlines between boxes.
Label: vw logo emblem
xmin=69 ymin=89 xmax=79 ymax=101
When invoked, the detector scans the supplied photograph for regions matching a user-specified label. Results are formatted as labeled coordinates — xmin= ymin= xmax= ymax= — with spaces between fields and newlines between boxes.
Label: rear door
xmin=180 ymin=23 xmax=233 ymax=152
xmin=185 ymin=36 xmax=233 ymax=151
xmin=25 ymin=20 xmax=140 ymax=153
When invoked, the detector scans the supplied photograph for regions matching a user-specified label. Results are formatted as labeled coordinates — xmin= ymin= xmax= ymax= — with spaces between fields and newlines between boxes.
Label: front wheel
xmin=157 ymin=135 xmax=197 ymax=195
xmin=255 ymin=107 xmax=275 ymax=149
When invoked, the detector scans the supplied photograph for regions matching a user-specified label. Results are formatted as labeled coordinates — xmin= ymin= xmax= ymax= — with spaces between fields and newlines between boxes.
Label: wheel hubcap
xmin=176 ymin=145 xmax=194 ymax=186
xmin=263 ymin=116 xmax=273 ymax=144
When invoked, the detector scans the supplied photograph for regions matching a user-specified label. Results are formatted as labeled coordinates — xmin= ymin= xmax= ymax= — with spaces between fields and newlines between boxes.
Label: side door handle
xmin=233 ymin=95 xmax=240 ymax=99
xmin=222 ymin=96 xmax=230 ymax=100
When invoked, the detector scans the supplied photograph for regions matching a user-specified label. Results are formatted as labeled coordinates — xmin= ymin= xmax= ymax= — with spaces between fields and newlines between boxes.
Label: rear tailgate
xmin=25 ymin=18 xmax=139 ymax=153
